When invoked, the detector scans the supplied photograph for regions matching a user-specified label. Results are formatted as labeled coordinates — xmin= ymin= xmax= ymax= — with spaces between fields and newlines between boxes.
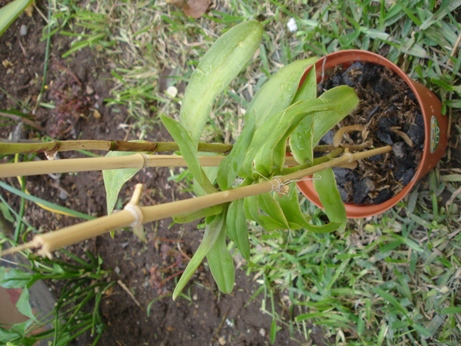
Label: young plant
xmin=0 ymin=20 xmax=392 ymax=300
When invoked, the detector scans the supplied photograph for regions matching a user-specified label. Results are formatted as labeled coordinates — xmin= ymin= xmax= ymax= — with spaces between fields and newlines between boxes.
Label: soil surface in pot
xmin=318 ymin=62 xmax=424 ymax=205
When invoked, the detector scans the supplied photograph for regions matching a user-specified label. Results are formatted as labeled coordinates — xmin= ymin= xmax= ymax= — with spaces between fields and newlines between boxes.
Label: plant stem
xmin=0 ymin=140 xmax=232 ymax=155
xmin=1 ymin=146 xmax=392 ymax=258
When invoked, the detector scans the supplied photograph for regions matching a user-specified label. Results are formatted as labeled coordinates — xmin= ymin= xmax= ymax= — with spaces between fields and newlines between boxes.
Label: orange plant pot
xmin=296 ymin=50 xmax=448 ymax=218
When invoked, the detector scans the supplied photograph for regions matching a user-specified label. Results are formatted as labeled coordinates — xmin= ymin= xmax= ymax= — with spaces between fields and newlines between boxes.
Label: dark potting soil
xmin=318 ymin=62 xmax=425 ymax=205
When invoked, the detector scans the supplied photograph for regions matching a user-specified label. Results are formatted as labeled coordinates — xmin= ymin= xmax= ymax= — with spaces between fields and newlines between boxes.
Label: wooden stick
xmin=0 ymin=154 xmax=302 ymax=178
xmin=1 ymin=146 xmax=392 ymax=258
xmin=0 ymin=140 xmax=232 ymax=155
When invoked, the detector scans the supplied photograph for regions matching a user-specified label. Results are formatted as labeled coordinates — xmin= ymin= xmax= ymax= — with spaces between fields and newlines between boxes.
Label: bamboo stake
xmin=1 ymin=138 xmax=365 ymax=155
xmin=0 ymin=154 xmax=302 ymax=178
xmin=0 ymin=140 xmax=232 ymax=155
xmin=1 ymin=146 xmax=392 ymax=258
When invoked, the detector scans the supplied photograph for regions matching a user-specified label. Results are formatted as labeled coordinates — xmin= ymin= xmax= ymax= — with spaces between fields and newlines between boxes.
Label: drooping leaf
xmin=226 ymin=199 xmax=250 ymax=261
xmin=206 ymin=221 xmax=235 ymax=294
xmin=258 ymin=193 xmax=289 ymax=229
xmin=172 ymin=213 xmax=225 ymax=300
xmin=251 ymin=85 xmax=357 ymax=178
xmin=313 ymin=168 xmax=346 ymax=224
xmin=161 ymin=115 xmax=216 ymax=195
xmin=217 ymin=58 xmax=318 ymax=190
xmin=290 ymin=67 xmax=317 ymax=164
xmin=275 ymin=183 xmax=341 ymax=233
xmin=243 ymin=195 xmax=285 ymax=231
xmin=179 ymin=20 xmax=263 ymax=145
xmin=102 ymin=152 xmax=140 ymax=214
xmin=290 ymin=85 xmax=360 ymax=165
xmin=17 ymin=288 xmax=37 ymax=322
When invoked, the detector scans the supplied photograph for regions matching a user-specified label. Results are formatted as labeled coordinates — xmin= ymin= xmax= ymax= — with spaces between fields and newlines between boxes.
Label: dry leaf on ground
xmin=167 ymin=0 xmax=211 ymax=19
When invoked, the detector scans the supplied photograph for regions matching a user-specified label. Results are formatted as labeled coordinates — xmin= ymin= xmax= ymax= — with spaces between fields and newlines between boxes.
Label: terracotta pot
xmin=296 ymin=50 xmax=448 ymax=218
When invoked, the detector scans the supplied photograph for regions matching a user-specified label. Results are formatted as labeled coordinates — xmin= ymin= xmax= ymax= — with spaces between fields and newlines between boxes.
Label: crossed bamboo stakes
xmin=0 ymin=139 xmax=391 ymax=257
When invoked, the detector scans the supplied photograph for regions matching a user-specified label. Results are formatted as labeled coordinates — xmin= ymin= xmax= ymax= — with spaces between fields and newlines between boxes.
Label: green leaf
xmin=373 ymin=287 xmax=409 ymax=320
xmin=292 ymin=66 xmax=317 ymax=104
xmin=102 ymin=152 xmax=141 ymax=214
xmin=441 ymin=306 xmax=461 ymax=314
xmin=275 ymin=183 xmax=341 ymax=233
xmin=217 ymin=58 xmax=318 ymax=190
xmin=258 ymin=193 xmax=289 ymax=229
xmin=172 ymin=213 xmax=225 ymax=300
xmin=0 ymin=0 xmax=33 ymax=37
xmin=252 ymin=85 xmax=358 ymax=177
xmin=226 ymin=199 xmax=250 ymax=261
xmin=0 ymin=267 xmax=31 ymax=289
xmin=313 ymin=168 xmax=346 ymax=224
xmin=180 ymin=20 xmax=263 ymax=145
xmin=206 ymin=222 xmax=235 ymax=294
xmin=16 ymin=288 xmax=36 ymax=322
xmin=291 ymin=85 xmax=359 ymax=165
xmin=270 ymin=319 xmax=277 ymax=344
xmin=0 ymin=181 xmax=93 ymax=220
xmin=290 ymin=67 xmax=317 ymax=164
xmin=244 ymin=195 xmax=286 ymax=231
xmin=161 ymin=115 xmax=216 ymax=195
xmin=251 ymin=101 xmax=329 ymax=177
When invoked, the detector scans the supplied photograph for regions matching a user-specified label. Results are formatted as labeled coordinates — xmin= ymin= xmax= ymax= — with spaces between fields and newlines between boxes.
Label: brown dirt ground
xmin=0 ymin=4 xmax=325 ymax=346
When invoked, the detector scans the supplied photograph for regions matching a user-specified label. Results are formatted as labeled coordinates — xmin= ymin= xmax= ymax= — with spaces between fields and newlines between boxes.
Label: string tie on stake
xmin=124 ymin=184 xmax=144 ymax=228
xmin=344 ymin=150 xmax=354 ymax=163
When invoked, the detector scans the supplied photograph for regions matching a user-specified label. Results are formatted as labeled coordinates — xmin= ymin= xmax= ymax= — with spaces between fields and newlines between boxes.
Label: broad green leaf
xmin=310 ymin=86 xmax=359 ymax=148
xmin=0 ymin=0 xmax=33 ymax=37
xmin=290 ymin=67 xmax=317 ymax=164
xmin=244 ymin=195 xmax=285 ymax=231
xmin=292 ymin=66 xmax=317 ymax=103
xmin=161 ymin=115 xmax=216 ymax=195
xmin=180 ymin=20 xmax=263 ymax=145
xmin=102 ymin=152 xmax=140 ymax=214
xmin=206 ymin=222 xmax=235 ymax=294
xmin=192 ymin=153 xmax=220 ymax=197
xmin=291 ymin=85 xmax=359 ymax=165
xmin=217 ymin=58 xmax=318 ymax=190
xmin=313 ymin=168 xmax=346 ymax=224
xmin=275 ymin=183 xmax=341 ymax=233
xmin=226 ymin=199 xmax=250 ymax=261
xmin=172 ymin=213 xmax=225 ymax=300
xmin=0 ymin=267 xmax=31 ymax=289
xmin=258 ymin=193 xmax=289 ymax=229
xmin=17 ymin=288 xmax=36 ymax=322
xmin=251 ymin=97 xmax=333 ymax=177
xmin=243 ymin=195 xmax=262 ymax=224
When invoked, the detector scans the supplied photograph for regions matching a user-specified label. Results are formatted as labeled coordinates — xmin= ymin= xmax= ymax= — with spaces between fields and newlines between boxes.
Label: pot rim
xmin=296 ymin=49 xmax=446 ymax=218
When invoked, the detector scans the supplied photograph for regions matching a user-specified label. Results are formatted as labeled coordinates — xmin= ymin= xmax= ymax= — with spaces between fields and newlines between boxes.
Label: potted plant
xmin=1 ymin=21 xmax=397 ymax=299
xmin=295 ymin=50 xmax=448 ymax=218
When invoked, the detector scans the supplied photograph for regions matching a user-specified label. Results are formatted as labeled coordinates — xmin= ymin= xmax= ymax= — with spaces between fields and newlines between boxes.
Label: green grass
xmin=2 ymin=0 xmax=461 ymax=345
